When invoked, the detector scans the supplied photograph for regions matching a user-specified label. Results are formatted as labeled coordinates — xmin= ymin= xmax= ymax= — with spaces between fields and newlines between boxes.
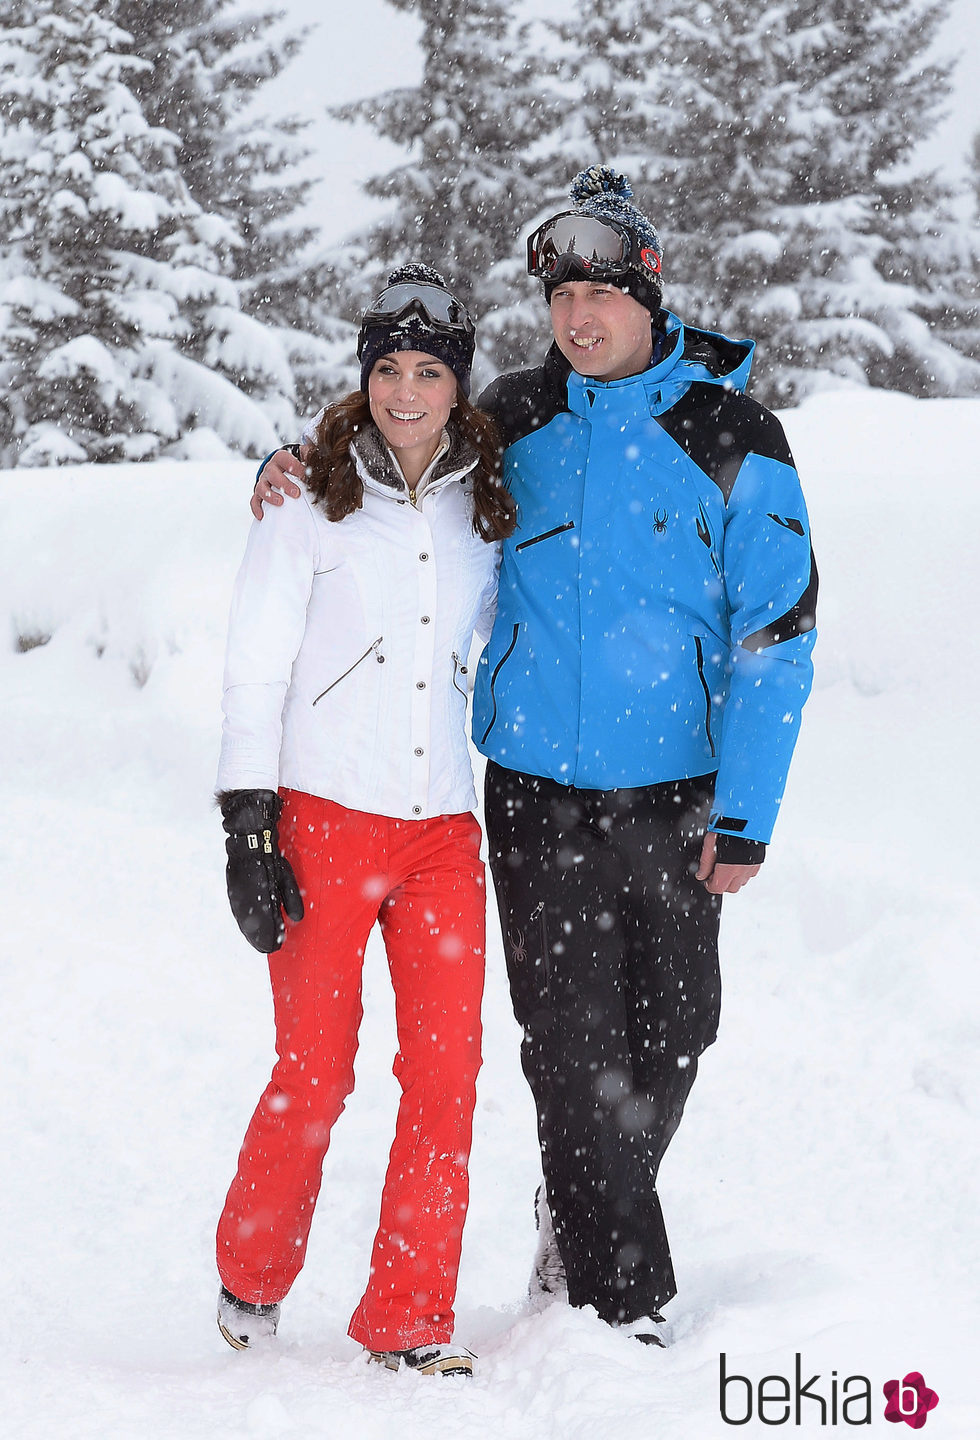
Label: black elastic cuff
xmin=713 ymin=833 xmax=767 ymax=866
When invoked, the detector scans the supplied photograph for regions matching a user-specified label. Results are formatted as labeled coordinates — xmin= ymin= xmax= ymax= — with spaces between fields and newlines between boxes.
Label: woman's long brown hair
xmin=304 ymin=388 xmax=516 ymax=541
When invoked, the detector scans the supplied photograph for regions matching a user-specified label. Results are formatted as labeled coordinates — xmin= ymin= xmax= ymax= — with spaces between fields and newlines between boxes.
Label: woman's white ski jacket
xmin=217 ymin=430 xmax=500 ymax=820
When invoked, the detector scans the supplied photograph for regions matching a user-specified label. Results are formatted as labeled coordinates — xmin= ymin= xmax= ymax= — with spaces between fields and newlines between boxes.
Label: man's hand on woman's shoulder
xmin=252 ymin=448 xmax=306 ymax=520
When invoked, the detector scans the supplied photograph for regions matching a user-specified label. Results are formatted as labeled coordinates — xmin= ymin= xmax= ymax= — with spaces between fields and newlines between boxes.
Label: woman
xmin=214 ymin=264 xmax=515 ymax=1377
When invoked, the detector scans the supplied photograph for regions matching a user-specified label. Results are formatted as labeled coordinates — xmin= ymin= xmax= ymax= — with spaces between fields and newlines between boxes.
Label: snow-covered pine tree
xmin=530 ymin=0 xmax=689 ymax=231
xmin=479 ymin=0 xmax=700 ymax=371
xmin=0 ymin=0 xmax=344 ymax=465
xmin=926 ymin=130 xmax=980 ymax=378
xmin=1 ymin=1 xmax=161 ymax=462
xmin=520 ymin=0 xmax=979 ymax=403
xmin=331 ymin=0 xmax=558 ymax=385
xmin=108 ymin=0 xmax=355 ymax=418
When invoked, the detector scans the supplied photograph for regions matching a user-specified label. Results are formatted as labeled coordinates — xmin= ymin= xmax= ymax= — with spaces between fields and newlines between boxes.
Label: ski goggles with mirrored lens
xmin=357 ymin=283 xmax=475 ymax=356
xmin=526 ymin=212 xmax=662 ymax=282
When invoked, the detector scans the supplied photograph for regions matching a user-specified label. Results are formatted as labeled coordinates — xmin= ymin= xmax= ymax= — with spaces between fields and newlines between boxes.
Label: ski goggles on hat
xmin=526 ymin=212 xmax=662 ymax=282
xmin=357 ymin=282 xmax=475 ymax=355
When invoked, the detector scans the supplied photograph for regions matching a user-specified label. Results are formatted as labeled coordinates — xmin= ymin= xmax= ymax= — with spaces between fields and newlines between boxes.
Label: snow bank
xmin=1 ymin=391 xmax=978 ymax=1438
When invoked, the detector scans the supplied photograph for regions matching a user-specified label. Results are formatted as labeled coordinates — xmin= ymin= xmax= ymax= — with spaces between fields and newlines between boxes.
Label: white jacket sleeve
xmin=216 ymin=491 xmax=320 ymax=793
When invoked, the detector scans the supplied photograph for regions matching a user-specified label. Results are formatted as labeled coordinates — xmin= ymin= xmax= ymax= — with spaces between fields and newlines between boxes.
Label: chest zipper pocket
xmin=693 ymin=635 xmax=716 ymax=757
xmin=312 ymin=637 xmax=384 ymax=706
xmin=514 ymin=521 xmax=575 ymax=552
xmin=452 ymin=651 xmax=469 ymax=696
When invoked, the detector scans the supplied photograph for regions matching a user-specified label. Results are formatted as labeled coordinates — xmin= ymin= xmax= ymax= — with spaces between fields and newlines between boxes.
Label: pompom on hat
xmin=357 ymin=263 xmax=476 ymax=396
xmin=537 ymin=165 xmax=664 ymax=314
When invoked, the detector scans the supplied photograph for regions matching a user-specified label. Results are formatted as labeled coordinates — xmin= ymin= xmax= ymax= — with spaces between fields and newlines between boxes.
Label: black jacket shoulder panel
xmin=477 ymin=345 xmax=571 ymax=447
xmin=656 ymin=383 xmax=796 ymax=503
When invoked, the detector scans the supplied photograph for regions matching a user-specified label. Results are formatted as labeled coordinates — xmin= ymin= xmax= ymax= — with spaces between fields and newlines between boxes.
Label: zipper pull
xmin=372 ymin=637 xmax=385 ymax=664
xmin=408 ymin=487 xmax=417 ymax=506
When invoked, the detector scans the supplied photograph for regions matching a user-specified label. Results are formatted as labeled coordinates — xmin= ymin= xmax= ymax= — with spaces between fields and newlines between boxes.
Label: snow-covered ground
xmin=1 ymin=389 xmax=978 ymax=1437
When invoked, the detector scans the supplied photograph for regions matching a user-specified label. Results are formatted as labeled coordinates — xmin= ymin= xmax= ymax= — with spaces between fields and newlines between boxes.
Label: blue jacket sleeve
xmin=710 ymin=447 xmax=818 ymax=845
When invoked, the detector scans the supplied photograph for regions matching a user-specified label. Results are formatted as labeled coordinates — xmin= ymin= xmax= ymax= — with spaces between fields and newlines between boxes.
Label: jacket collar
xmin=559 ymin=309 xmax=755 ymax=421
xmin=351 ymin=421 xmax=478 ymax=498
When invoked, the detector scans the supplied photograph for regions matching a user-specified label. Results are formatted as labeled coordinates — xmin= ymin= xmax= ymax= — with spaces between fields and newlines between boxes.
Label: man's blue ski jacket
xmin=473 ymin=310 xmax=817 ymax=847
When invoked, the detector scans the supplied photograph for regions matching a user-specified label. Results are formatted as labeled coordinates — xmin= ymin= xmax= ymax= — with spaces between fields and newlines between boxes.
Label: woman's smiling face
xmin=367 ymin=350 xmax=457 ymax=482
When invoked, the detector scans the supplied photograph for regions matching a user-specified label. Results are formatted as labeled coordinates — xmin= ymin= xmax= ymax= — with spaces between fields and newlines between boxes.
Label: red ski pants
xmin=216 ymin=790 xmax=486 ymax=1350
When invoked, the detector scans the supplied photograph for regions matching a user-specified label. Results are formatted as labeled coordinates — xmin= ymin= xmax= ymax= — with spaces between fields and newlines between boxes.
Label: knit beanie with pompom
xmin=543 ymin=166 xmax=664 ymax=315
xmin=357 ymin=262 xmax=475 ymax=396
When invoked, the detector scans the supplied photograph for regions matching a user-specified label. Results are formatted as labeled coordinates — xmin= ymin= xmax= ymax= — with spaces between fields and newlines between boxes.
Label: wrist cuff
xmin=254 ymin=450 xmax=278 ymax=484
xmin=713 ymin=833 xmax=767 ymax=865
xmin=253 ymin=444 xmax=302 ymax=486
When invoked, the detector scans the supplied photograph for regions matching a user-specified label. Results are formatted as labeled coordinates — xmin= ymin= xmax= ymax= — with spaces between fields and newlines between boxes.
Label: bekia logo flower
xmin=883 ymin=1372 xmax=939 ymax=1428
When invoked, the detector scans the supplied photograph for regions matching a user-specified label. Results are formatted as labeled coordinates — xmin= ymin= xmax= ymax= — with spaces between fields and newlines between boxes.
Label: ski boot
xmin=217 ymin=1286 xmax=281 ymax=1350
xmin=367 ymin=1343 xmax=476 ymax=1376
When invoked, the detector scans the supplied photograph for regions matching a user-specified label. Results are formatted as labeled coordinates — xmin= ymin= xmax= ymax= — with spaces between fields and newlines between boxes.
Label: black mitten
xmin=219 ymin=790 xmax=304 ymax=953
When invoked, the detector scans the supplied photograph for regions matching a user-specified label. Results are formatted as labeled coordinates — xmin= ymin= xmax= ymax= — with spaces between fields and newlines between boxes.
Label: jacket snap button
xmin=414 ymin=747 xmax=424 ymax=757
xmin=419 ymin=552 xmax=429 ymax=561
xmin=412 ymin=805 xmax=422 ymax=815
xmin=416 ymin=681 xmax=426 ymax=690
xmin=421 ymin=615 xmax=430 ymax=624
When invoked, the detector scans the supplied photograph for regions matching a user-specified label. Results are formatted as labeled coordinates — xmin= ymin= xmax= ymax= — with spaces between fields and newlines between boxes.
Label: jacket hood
xmin=666 ymin=310 xmax=754 ymax=391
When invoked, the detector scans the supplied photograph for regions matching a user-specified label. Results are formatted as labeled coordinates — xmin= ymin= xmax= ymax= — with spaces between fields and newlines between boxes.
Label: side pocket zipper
xmin=693 ymin=635 xmax=716 ymax=757
xmin=531 ymin=900 xmax=550 ymax=992
xmin=312 ymin=637 xmax=384 ymax=706
xmin=480 ymin=623 xmax=520 ymax=745
xmin=451 ymin=651 xmax=469 ymax=696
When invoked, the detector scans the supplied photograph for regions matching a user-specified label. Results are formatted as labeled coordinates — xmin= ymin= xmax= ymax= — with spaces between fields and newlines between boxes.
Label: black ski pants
xmin=484 ymin=761 xmax=722 ymax=1323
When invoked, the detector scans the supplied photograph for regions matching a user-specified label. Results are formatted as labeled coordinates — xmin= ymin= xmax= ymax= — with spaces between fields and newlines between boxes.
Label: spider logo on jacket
xmin=508 ymin=927 xmax=528 ymax=965
xmin=653 ymin=509 xmax=669 ymax=534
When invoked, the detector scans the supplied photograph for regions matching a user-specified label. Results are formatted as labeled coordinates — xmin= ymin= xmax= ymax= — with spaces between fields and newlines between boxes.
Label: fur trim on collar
xmin=351 ymin=420 xmax=477 ymax=492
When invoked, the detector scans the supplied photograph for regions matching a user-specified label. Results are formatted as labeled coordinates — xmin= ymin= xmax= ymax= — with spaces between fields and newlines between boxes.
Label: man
xmin=254 ymin=164 xmax=817 ymax=1345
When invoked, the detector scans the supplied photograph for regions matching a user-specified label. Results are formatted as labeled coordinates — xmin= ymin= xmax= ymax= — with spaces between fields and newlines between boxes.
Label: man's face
xmin=549 ymin=280 xmax=654 ymax=381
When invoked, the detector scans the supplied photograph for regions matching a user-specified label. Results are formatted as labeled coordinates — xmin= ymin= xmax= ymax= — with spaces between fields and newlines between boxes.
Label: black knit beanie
xmin=357 ymin=263 xmax=475 ymax=396
xmin=543 ymin=166 xmax=664 ymax=315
